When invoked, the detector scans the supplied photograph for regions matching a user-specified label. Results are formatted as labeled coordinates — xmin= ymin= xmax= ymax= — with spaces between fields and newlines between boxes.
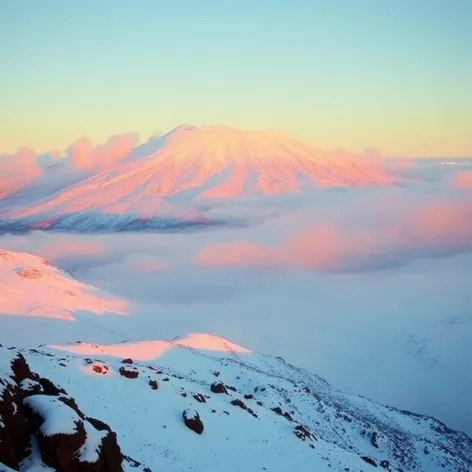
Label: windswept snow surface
xmin=13 ymin=333 xmax=471 ymax=472
xmin=0 ymin=249 xmax=127 ymax=320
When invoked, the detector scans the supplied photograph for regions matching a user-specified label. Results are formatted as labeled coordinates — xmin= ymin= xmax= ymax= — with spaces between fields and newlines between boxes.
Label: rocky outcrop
xmin=294 ymin=425 xmax=315 ymax=442
xmin=0 ymin=347 xmax=124 ymax=471
xmin=182 ymin=409 xmax=204 ymax=435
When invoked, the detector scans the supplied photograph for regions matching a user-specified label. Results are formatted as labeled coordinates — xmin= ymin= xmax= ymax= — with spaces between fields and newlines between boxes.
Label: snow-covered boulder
xmin=182 ymin=409 xmax=204 ymax=435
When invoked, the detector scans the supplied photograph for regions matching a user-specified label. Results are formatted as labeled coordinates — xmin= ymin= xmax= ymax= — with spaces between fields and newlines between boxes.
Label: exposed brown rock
xmin=182 ymin=409 xmax=204 ymax=435
xmin=192 ymin=393 xmax=206 ymax=403
xmin=0 ymin=348 xmax=124 ymax=472
xmin=210 ymin=381 xmax=228 ymax=394
xmin=294 ymin=425 xmax=315 ymax=441
xmin=119 ymin=366 xmax=139 ymax=379
xmin=231 ymin=399 xmax=258 ymax=418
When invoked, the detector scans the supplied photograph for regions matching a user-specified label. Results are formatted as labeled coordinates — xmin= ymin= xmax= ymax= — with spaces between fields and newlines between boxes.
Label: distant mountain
xmin=0 ymin=125 xmax=397 ymax=233
xmin=1 ymin=333 xmax=470 ymax=471
xmin=0 ymin=249 xmax=127 ymax=320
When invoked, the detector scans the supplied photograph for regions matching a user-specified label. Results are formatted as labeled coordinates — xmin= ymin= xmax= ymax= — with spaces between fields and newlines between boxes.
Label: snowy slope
xmin=0 ymin=125 xmax=397 ymax=233
xmin=2 ymin=333 xmax=468 ymax=472
xmin=0 ymin=249 xmax=127 ymax=320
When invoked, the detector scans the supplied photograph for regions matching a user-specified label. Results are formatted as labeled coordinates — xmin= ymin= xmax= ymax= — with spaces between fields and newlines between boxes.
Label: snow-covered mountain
xmin=1 ymin=252 xmax=471 ymax=471
xmin=1 ymin=334 xmax=471 ymax=472
xmin=0 ymin=125 xmax=397 ymax=233
xmin=0 ymin=249 xmax=127 ymax=320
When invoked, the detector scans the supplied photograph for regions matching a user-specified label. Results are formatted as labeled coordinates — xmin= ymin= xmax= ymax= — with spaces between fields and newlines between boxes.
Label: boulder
xmin=182 ymin=409 xmax=204 ymax=435
xmin=210 ymin=381 xmax=228 ymax=394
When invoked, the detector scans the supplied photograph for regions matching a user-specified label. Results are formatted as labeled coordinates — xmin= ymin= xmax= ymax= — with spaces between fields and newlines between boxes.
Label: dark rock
xmin=213 ymin=371 xmax=220 ymax=377
xmin=0 ymin=381 xmax=30 ymax=469
xmin=182 ymin=409 xmax=204 ymax=435
xmin=119 ymin=366 xmax=139 ymax=379
xmin=361 ymin=456 xmax=378 ymax=467
xmin=294 ymin=425 xmax=315 ymax=441
xmin=192 ymin=393 xmax=206 ymax=403
xmin=180 ymin=390 xmax=187 ymax=398
xmin=271 ymin=406 xmax=293 ymax=421
xmin=162 ymin=377 xmax=169 ymax=382
xmin=58 ymin=395 xmax=85 ymax=419
xmin=371 ymin=431 xmax=379 ymax=448
xmin=231 ymin=399 xmax=258 ymax=418
xmin=380 ymin=459 xmax=390 ymax=470
xmin=39 ymin=377 xmax=67 ymax=396
xmin=226 ymin=384 xmax=237 ymax=392
xmin=210 ymin=381 xmax=228 ymax=394
xmin=1 ymin=348 xmax=124 ymax=472
xmin=149 ymin=379 xmax=158 ymax=390
xmin=244 ymin=393 xmax=254 ymax=400
xmin=10 ymin=354 xmax=32 ymax=383
xmin=121 ymin=358 xmax=134 ymax=364
xmin=86 ymin=416 xmax=112 ymax=432
xmin=23 ymin=396 xmax=87 ymax=469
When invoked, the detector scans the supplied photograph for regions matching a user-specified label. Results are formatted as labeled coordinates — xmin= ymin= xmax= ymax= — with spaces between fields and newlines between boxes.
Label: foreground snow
xmin=6 ymin=333 xmax=469 ymax=472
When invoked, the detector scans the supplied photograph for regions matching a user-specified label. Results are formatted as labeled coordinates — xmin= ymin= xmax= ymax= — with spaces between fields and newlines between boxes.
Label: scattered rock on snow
xmin=192 ymin=393 xmax=206 ymax=403
xmin=294 ymin=425 xmax=314 ymax=441
xmin=149 ymin=379 xmax=158 ymax=390
xmin=119 ymin=366 xmax=139 ymax=379
xmin=361 ymin=455 xmax=378 ymax=467
xmin=182 ymin=409 xmax=204 ymax=435
xmin=210 ymin=381 xmax=228 ymax=394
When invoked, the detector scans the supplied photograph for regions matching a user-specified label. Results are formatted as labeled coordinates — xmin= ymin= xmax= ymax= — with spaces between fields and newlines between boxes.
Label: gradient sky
xmin=2 ymin=0 xmax=471 ymax=157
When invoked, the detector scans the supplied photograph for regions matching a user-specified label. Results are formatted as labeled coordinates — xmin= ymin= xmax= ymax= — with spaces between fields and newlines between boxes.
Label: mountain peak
xmin=2 ymin=125 xmax=398 ymax=232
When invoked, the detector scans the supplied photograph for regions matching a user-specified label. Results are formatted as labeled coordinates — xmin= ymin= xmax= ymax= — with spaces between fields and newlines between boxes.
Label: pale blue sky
xmin=2 ymin=0 xmax=471 ymax=156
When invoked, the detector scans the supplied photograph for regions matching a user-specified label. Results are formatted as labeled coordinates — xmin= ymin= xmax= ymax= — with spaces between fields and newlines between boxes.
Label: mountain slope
xmin=2 ymin=333 xmax=469 ymax=472
xmin=0 ymin=125 xmax=397 ymax=233
xmin=0 ymin=249 xmax=127 ymax=320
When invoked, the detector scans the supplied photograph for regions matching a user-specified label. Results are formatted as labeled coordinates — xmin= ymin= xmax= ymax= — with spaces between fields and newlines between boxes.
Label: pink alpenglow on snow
xmin=0 ymin=249 xmax=128 ymax=320
xmin=50 ymin=333 xmax=251 ymax=360
xmin=7 ymin=125 xmax=397 ymax=221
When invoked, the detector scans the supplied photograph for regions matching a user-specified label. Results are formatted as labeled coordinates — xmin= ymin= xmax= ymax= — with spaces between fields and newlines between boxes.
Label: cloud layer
xmin=1 ymin=146 xmax=471 ymax=437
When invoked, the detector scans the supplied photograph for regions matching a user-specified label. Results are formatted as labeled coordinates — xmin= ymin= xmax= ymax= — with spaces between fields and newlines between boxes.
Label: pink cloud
xmin=68 ymin=133 xmax=137 ymax=170
xmin=68 ymin=137 xmax=95 ymax=170
xmin=132 ymin=259 xmax=170 ymax=272
xmin=196 ymin=198 xmax=472 ymax=271
xmin=450 ymin=171 xmax=472 ymax=190
xmin=0 ymin=147 xmax=42 ymax=198
xmin=195 ymin=228 xmax=360 ymax=270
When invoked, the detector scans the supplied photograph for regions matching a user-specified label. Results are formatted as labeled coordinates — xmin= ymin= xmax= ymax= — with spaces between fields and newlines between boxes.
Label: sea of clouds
xmin=1 ymin=135 xmax=471 ymax=435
